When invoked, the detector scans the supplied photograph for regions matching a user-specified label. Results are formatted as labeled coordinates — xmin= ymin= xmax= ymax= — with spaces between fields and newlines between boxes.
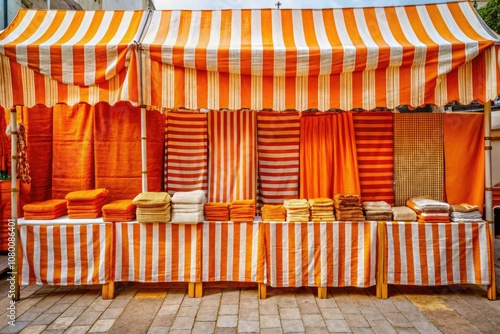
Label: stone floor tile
xmin=259 ymin=304 xmax=279 ymax=315
xmin=99 ymin=307 xmax=124 ymax=320
xmin=367 ymin=319 xmax=398 ymax=334
xmin=170 ymin=316 xmax=195 ymax=330
xmin=218 ymin=304 xmax=238 ymax=315
xmin=259 ymin=329 xmax=283 ymax=334
xmin=383 ymin=312 xmax=412 ymax=328
xmin=88 ymin=319 xmax=115 ymax=333
xmin=238 ymin=308 xmax=259 ymax=321
xmin=336 ymin=301 xmax=361 ymax=315
xmin=72 ymin=311 xmax=102 ymax=326
xmin=18 ymin=325 xmax=46 ymax=334
xmin=192 ymin=321 xmax=216 ymax=333
xmin=216 ymin=315 xmax=238 ymax=328
xmin=358 ymin=306 xmax=385 ymax=322
xmin=195 ymin=308 xmax=218 ymax=322
xmin=343 ymin=313 xmax=370 ymax=328
xmin=45 ymin=304 xmax=72 ymax=314
xmin=62 ymin=325 xmax=92 ymax=334
xmin=177 ymin=305 xmax=198 ymax=317
xmin=395 ymin=328 xmax=420 ymax=334
xmin=147 ymin=327 xmax=170 ymax=334
xmin=279 ymin=307 xmax=301 ymax=320
xmin=301 ymin=314 xmax=326 ymax=329
xmin=59 ymin=307 xmax=86 ymax=319
xmin=237 ymin=320 xmax=259 ymax=333
xmin=260 ymin=314 xmax=281 ymax=328
xmin=214 ymin=328 xmax=237 ymax=334
xmin=325 ymin=319 xmax=351 ymax=333
xmin=45 ymin=317 xmax=76 ymax=331
xmin=0 ymin=321 xmax=30 ymax=334
xmin=30 ymin=313 xmax=59 ymax=326
xmin=351 ymin=328 xmax=375 ymax=334
xmin=320 ymin=307 xmax=344 ymax=320
xmin=281 ymin=319 xmax=305 ymax=333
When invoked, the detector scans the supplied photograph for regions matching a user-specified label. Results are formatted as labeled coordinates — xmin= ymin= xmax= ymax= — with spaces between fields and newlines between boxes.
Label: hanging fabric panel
xmin=353 ymin=111 xmax=394 ymax=205
xmin=165 ymin=111 xmax=208 ymax=196
xmin=394 ymin=113 xmax=444 ymax=206
xmin=208 ymin=110 xmax=257 ymax=203
xmin=52 ymin=104 xmax=95 ymax=199
xmin=299 ymin=113 xmax=360 ymax=199
xmin=257 ymin=111 xmax=300 ymax=205
xmin=443 ymin=113 xmax=484 ymax=212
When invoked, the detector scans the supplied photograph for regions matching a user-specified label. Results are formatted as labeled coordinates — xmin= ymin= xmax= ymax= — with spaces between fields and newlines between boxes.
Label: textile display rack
xmin=0 ymin=0 xmax=499 ymax=301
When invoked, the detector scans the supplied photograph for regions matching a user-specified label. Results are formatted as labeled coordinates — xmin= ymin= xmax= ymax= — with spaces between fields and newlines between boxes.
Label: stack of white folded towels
xmin=170 ymin=190 xmax=206 ymax=223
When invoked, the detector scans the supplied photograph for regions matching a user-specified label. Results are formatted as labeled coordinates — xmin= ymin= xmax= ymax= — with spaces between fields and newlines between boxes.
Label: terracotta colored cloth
xmin=353 ymin=112 xmax=394 ymax=205
xmin=23 ymin=199 xmax=67 ymax=213
xmin=94 ymin=102 xmax=164 ymax=201
xmin=165 ymin=111 xmax=208 ymax=195
xmin=299 ymin=112 xmax=360 ymax=199
xmin=52 ymin=104 xmax=95 ymax=199
xmin=261 ymin=204 xmax=287 ymax=221
xmin=204 ymin=202 xmax=229 ymax=221
xmin=208 ymin=110 xmax=257 ymax=203
xmin=444 ymin=113 xmax=484 ymax=214
xmin=65 ymin=188 xmax=109 ymax=201
xmin=257 ymin=112 xmax=300 ymax=205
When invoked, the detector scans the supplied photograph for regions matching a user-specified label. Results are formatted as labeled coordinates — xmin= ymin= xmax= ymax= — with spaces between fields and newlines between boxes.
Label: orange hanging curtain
xmin=444 ymin=113 xmax=484 ymax=213
xmin=299 ymin=113 xmax=360 ymax=199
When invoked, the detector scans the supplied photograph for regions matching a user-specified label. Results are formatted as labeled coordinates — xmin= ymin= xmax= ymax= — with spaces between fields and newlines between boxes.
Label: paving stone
xmin=45 ymin=317 xmax=76 ymax=330
xmin=63 ymin=325 xmax=92 ymax=334
xmin=38 ymin=330 xmax=64 ymax=334
xmin=106 ymin=298 xmax=163 ymax=334
xmin=88 ymin=319 xmax=115 ymax=333
xmin=343 ymin=313 xmax=370 ymax=328
xmin=192 ymin=321 xmax=216 ymax=333
xmin=238 ymin=308 xmax=259 ymax=321
xmin=0 ymin=321 xmax=30 ymax=334
xmin=367 ymin=319 xmax=398 ymax=334
xmin=30 ymin=313 xmax=59 ymax=326
xmin=45 ymin=303 xmax=72 ymax=314
xmin=358 ymin=306 xmax=385 ymax=321
xmin=301 ymin=314 xmax=327 ymax=329
xmin=325 ymin=319 xmax=350 ymax=333
xmin=281 ymin=319 xmax=305 ymax=333
xmin=219 ymin=304 xmax=239 ymax=315
xmin=260 ymin=314 xmax=281 ymax=328
xmin=199 ymin=299 xmax=221 ymax=309
xmin=336 ymin=301 xmax=361 ymax=314
xmin=351 ymin=328 xmax=375 ymax=334
xmin=214 ymin=328 xmax=237 ymax=334
xmin=177 ymin=306 xmax=198 ymax=317
xmin=279 ymin=307 xmax=301 ymax=320
xmin=259 ymin=329 xmax=284 ymax=334
xmin=60 ymin=307 xmax=86 ymax=319
xmin=320 ymin=307 xmax=344 ymax=320
xmin=150 ymin=314 xmax=175 ymax=328
xmin=216 ymin=315 xmax=238 ymax=328
xmin=395 ymin=328 xmax=420 ymax=334
xmin=237 ymin=320 xmax=259 ymax=333
xmin=259 ymin=304 xmax=279 ymax=315
xmin=170 ymin=316 xmax=195 ymax=330
xmin=99 ymin=308 xmax=124 ymax=320
xmin=383 ymin=312 xmax=412 ymax=328
xmin=16 ymin=312 xmax=41 ymax=323
xmin=72 ymin=311 xmax=101 ymax=326
xmin=195 ymin=308 xmax=218 ymax=322
xmin=87 ymin=299 xmax=112 ymax=312
xmin=17 ymin=325 xmax=46 ymax=334
xmin=147 ymin=327 xmax=170 ymax=334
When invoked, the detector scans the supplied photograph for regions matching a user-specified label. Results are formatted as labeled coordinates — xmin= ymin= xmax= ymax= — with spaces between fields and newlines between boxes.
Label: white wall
xmin=102 ymin=0 xmax=149 ymax=10
xmin=74 ymin=0 xmax=101 ymax=10
xmin=1 ymin=0 xmax=22 ymax=30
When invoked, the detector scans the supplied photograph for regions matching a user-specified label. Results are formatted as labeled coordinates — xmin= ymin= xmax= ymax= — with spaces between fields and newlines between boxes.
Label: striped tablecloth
xmin=18 ymin=218 xmax=112 ymax=286
xmin=113 ymin=222 xmax=202 ymax=282
xmin=201 ymin=221 xmax=266 ymax=283
xmin=263 ymin=221 xmax=377 ymax=288
xmin=384 ymin=221 xmax=492 ymax=286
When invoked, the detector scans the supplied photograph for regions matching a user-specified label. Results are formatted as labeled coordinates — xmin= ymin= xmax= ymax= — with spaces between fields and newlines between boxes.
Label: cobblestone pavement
xmin=0 ymin=239 xmax=499 ymax=334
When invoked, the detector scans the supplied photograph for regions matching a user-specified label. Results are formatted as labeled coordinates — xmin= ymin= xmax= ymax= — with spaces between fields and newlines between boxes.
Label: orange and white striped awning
xmin=0 ymin=9 xmax=147 ymax=108
xmin=141 ymin=1 xmax=500 ymax=111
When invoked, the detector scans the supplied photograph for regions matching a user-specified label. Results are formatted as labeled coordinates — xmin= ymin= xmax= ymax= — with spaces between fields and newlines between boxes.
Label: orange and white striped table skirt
xmin=113 ymin=222 xmax=202 ymax=282
xmin=201 ymin=221 xmax=266 ymax=283
xmin=18 ymin=218 xmax=112 ymax=285
xmin=384 ymin=221 xmax=492 ymax=286
xmin=263 ymin=221 xmax=377 ymax=288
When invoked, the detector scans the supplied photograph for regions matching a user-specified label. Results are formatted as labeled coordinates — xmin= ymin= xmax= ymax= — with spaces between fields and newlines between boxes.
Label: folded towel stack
xmin=308 ymin=198 xmax=335 ymax=221
xmin=406 ymin=197 xmax=450 ymax=223
xmin=363 ymin=201 xmax=392 ymax=221
xmin=334 ymin=194 xmax=365 ymax=221
xmin=23 ymin=199 xmax=68 ymax=220
xmin=204 ymin=202 xmax=230 ymax=221
xmin=261 ymin=204 xmax=286 ymax=221
xmin=102 ymin=200 xmax=136 ymax=222
xmin=391 ymin=206 xmax=417 ymax=221
xmin=65 ymin=188 xmax=109 ymax=219
xmin=171 ymin=190 xmax=206 ymax=223
xmin=284 ymin=199 xmax=310 ymax=222
xmin=450 ymin=204 xmax=483 ymax=222
xmin=229 ymin=199 xmax=256 ymax=222
xmin=133 ymin=192 xmax=171 ymax=223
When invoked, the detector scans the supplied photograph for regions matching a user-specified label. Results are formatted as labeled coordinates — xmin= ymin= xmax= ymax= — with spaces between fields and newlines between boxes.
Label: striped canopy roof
xmin=0 ymin=9 xmax=147 ymax=108
xmin=141 ymin=1 xmax=500 ymax=110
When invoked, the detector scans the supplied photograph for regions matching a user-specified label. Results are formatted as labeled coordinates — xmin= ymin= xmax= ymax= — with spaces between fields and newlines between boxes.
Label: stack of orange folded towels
xmin=229 ymin=199 xmax=256 ymax=222
xmin=334 ymin=194 xmax=365 ymax=221
xmin=204 ymin=202 xmax=230 ymax=221
xmin=65 ymin=188 xmax=109 ymax=219
xmin=23 ymin=199 xmax=68 ymax=220
xmin=102 ymin=199 xmax=136 ymax=222
xmin=308 ymin=198 xmax=336 ymax=221
xmin=133 ymin=192 xmax=171 ymax=223
xmin=406 ymin=197 xmax=450 ymax=223
xmin=261 ymin=204 xmax=286 ymax=221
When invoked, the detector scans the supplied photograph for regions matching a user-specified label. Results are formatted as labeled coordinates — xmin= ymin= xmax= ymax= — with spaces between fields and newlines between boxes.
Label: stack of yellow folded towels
xmin=261 ymin=204 xmax=286 ymax=221
xmin=334 ymin=194 xmax=365 ymax=221
xmin=133 ymin=192 xmax=171 ymax=223
xmin=66 ymin=188 xmax=109 ymax=219
xmin=284 ymin=199 xmax=310 ymax=222
xmin=204 ymin=202 xmax=230 ymax=221
xmin=308 ymin=198 xmax=335 ymax=221
xmin=102 ymin=199 xmax=136 ymax=222
xmin=23 ymin=199 xmax=68 ymax=220
xmin=229 ymin=199 xmax=256 ymax=222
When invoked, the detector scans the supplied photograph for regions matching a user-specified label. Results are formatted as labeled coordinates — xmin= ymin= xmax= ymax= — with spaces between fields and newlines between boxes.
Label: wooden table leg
xmin=258 ymin=283 xmax=267 ymax=299
xmin=188 ymin=282 xmax=196 ymax=298
xmin=488 ymin=222 xmax=497 ymax=300
xmin=377 ymin=221 xmax=388 ymax=299
xmin=317 ymin=287 xmax=327 ymax=299
xmin=195 ymin=282 xmax=203 ymax=298
xmin=102 ymin=281 xmax=115 ymax=300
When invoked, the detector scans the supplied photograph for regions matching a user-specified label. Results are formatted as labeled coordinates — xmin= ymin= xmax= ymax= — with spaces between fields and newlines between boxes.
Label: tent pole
xmin=137 ymin=43 xmax=148 ymax=193
xmin=10 ymin=107 xmax=19 ymax=301
xmin=485 ymin=100 xmax=493 ymax=222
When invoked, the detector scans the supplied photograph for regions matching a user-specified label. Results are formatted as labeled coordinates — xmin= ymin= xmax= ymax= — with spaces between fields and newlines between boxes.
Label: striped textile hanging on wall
xmin=165 ymin=111 xmax=208 ymax=195
xmin=207 ymin=110 xmax=257 ymax=203
xmin=353 ymin=111 xmax=394 ymax=205
xmin=257 ymin=112 xmax=300 ymax=205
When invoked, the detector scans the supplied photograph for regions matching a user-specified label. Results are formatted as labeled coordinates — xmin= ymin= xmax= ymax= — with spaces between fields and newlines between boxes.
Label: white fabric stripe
xmin=0 ymin=10 xmax=36 ymax=52
xmin=166 ymin=224 xmax=172 ymax=281
xmin=438 ymin=224 xmax=447 ymax=285
xmin=354 ymin=9 xmax=378 ymax=70
xmin=411 ymin=222 xmax=421 ymax=285
xmin=99 ymin=224 xmax=106 ymax=284
xmin=333 ymin=9 xmax=356 ymax=73
xmin=307 ymin=222 xmax=315 ymax=286
xmin=60 ymin=226 xmax=68 ymax=285
xmin=458 ymin=2 xmax=497 ymax=40
xmin=386 ymin=223 xmax=395 ymax=284
xmin=207 ymin=11 xmax=221 ymax=71
xmin=399 ymin=223 xmax=407 ymax=285
xmin=272 ymin=10 xmax=286 ymax=77
xmin=84 ymin=12 xmax=113 ymax=86
xmin=270 ymin=223 xmax=276 ymax=286
xmin=425 ymin=224 xmax=435 ymax=285
xmin=184 ymin=11 xmax=201 ymax=69
xmin=344 ymin=223 xmax=352 ymax=286
xmin=142 ymin=11 xmax=161 ymax=46
xmin=333 ymin=222 xmax=339 ymax=286
xmin=34 ymin=227 xmax=42 ymax=284
xmin=215 ymin=222 xmax=221 ymax=281
xmin=375 ymin=8 xmax=403 ymax=67
xmin=251 ymin=222 xmax=259 ymax=282
xmin=229 ymin=10 xmax=241 ymax=74
xmin=251 ymin=10 xmax=263 ymax=76
xmin=139 ymin=224 xmax=146 ymax=282
xmin=320 ymin=222 xmax=327 ymax=286
xmin=395 ymin=7 xmax=427 ymax=67
xmin=227 ymin=223 xmax=234 ymax=280
xmin=47 ymin=226 xmax=54 ymax=285
xmin=190 ymin=226 xmax=197 ymax=282
xmin=106 ymin=11 xmax=136 ymax=79
xmin=451 ymin=223 xmax=460 ymax=283
xmin=292 ymin=10 xmax=309 ymax=77
xmin=86 ymin=226 xmax=94 ymax=285
xmin=239 ymin=223 xmax=247 ymax=281
xmin=162 ymin=11 xmax=181 ymax=65
xmin=312 ymin=11 xmax=332 ymax=76
xmin=295 ymin=223 xmax=302 ymax=287
xmin=178 ymin=225 xmax=186 ymax=280
xmin=73 ymin=226 xmax=82 ymax=285
xmin=357 ymin=223 xmax=364 ymax=286
xmin=20 ymin=227 xmax=29 ymax=285
xmin=465 ymin=223 xmax=474 ymax=283
xmin=437 ymin=4 xmax=478 ymax=62
xmin=115 ymin=224 xmax=122 ymax=281
xmin=127 ymin=223 xmax=135 ymax=281
xmin=152 ymin=224 xmax=159 ymax=282
xmin=480 ymin=223 xmax=490 ymax=284
xmin=251 ymin=75 xmax=262 ymax=110
xmin=202 ymin=223 xmax=209 ymax=281
xmin=21 ymin=66 xmax=36 ymax=107
xmin=282 ymin=222 xmax=289 ymax=286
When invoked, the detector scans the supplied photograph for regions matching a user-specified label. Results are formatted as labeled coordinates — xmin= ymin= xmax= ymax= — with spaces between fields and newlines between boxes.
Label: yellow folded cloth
xmin=133 ymin=192 xmax=171 ymax=207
